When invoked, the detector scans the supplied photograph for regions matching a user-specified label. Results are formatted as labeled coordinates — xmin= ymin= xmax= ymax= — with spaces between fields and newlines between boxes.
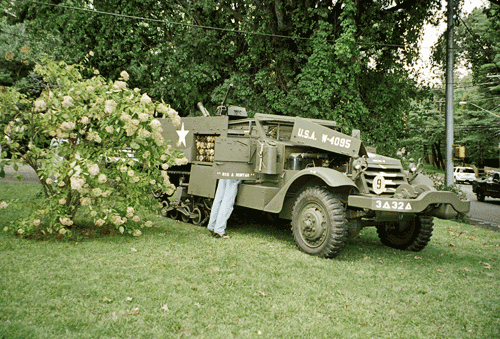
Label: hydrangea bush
xmin=0 ymin=58 xmax=186 ymax=237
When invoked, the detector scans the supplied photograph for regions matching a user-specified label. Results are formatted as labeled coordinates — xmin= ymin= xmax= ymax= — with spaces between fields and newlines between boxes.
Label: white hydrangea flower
xmin=111 ymin=215 xmax=125 ymax=226
xmin=174 ymin=157 xmax=189 ymax=166
xmin=166 ymin=185 xmax=175 ymax=196
xmin=87 ymin=131 xmax=102 ymax=143
xmin=33 ymin=219 xmax=41 ymax=226
xmin=133 ymin=229 xmax=142 ymax=237
xmin=59 ymin=228 xmax=67 ymax=235
xmin=0 ymin=201 xmax=9 ymax=209
xmin=127 ymin=170 xmax=134 ymax=177
xmin=60 ymin=121 xmax=76 ymax=131
xmin=150 ymin=119 xmax=162 ymax=131
xmin=59 ymin=198 xmax=66 ymax=205
xmin=172 ymin=115 xmax=181 ymax=127
xmin=126 ymin=207 xmax=135 ymax=218
xmin=59 ymin=217 xmax=73 ymax=226
xmin=81 ymin=116 xmax=90 ymax=124
xmin=34 ymin=99 xmax=47 ymax=111
xmin=105 ymin=125 xmax=114 ymax=133
xmin=88 ymin=163 xmax=99 ymax=176
xmin=95 ymin=219 xmax=105 ymax=227
xmin=113 ymin=81 xmax=127 ymax=91
xmin=105 ymin=100 xmax=117 ymax=114
xmin=80 ymin=197 xmax=91 ymax=206
xmin=140 ymin=93 xmax=152 ymax=104
xmin=138 ymin=113 xmax=149 ymax=122
xmin=137 ymin=128 xmax=151 ymax=140
xmin=70 ymin=176 xmax=85 ymax=191
xmin=98 ymin=174 xmax=107 ymax=184
xmin=120 ymin=113 xmax=132 ymax=122
xmin=132 ymin=215 xmax=140 ymax=222
xmin=92 ymin=188 xmax=103 ymax=197
xmin=120 ymin=70 xmax=129 ymax=80
xmin=62 ymin=96 xmax=74 ymax=107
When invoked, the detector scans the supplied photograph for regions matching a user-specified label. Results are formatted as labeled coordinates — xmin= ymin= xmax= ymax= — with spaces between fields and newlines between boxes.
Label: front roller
xmin=376 ymin=215 xmax=434 ymax=251
xmin=291 ymin=186 xmax=349 ymax=258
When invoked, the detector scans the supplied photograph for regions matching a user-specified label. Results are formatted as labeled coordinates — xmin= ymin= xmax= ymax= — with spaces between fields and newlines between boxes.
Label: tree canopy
xmin=4 ymin=0 xmax=443 ymax=153
xmin=430 ymin=4 xmax=500 ymax=166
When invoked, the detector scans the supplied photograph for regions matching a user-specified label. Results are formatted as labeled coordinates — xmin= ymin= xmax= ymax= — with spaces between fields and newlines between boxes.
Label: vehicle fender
xmin=264 ymin=167 xmax=357 ymax=214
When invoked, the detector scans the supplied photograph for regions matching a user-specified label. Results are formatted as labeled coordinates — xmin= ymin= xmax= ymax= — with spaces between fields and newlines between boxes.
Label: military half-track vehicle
xmin=157 ymin=93 xmax=470 ymax=258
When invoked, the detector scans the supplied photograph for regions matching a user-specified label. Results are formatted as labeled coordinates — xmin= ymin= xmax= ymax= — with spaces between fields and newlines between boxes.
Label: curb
xmin=469 ymin=218 xmax=500 ymax=232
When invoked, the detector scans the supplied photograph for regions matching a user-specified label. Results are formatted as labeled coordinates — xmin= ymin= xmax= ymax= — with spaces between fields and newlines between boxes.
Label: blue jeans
xmin=207 ymin=179 xmax=242 ymax=235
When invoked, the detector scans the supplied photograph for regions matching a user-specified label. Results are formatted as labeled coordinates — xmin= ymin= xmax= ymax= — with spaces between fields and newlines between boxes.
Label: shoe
xmin=213 ymin=233 xmax=230 ymax=239
xmin=208 ymin=229 xmax=215 ymax=236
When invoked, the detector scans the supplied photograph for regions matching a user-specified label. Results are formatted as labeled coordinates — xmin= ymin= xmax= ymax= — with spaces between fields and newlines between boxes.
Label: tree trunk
xmin=431 ymin=143 xmax=438 ymax=168
xmin=436 ymin=141 xmax=445 ymax=170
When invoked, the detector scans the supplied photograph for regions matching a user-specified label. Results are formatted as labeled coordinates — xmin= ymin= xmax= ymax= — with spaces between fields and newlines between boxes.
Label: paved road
xmin=460 ymin=184 xmax=500 ymax=231
xmin=1 ymin=164 xmax=499 ymax=230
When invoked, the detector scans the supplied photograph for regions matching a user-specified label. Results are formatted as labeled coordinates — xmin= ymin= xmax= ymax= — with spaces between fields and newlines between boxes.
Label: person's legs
xmin=213 ymin=180 xmax=241 ymax=236
xmin=207 ymin=179 xmax=227 ymax=233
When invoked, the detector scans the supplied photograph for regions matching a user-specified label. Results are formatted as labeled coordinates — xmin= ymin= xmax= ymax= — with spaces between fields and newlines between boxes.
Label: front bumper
xmin=348 ymin=191 xmax=470 ymax=219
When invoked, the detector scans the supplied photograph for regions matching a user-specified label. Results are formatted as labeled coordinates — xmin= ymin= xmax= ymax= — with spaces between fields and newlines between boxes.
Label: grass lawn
xmin=1 ymin=183 xmax=499 ymax=338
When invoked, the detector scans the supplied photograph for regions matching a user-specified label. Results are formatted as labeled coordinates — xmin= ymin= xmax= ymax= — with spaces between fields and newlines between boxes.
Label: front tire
xmin=291 ymin=187 xmax=348 ymax=258
xmin=376 ymin=215 xmax=434 ymax=252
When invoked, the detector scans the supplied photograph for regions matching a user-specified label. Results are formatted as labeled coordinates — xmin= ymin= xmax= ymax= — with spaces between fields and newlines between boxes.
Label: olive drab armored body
xmin=157 ymin=90 xmax=470 ymax=258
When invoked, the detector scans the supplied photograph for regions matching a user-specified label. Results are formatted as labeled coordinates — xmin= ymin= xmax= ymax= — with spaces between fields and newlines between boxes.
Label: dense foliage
xmin=4 ymin=0 xmax=442 ymax=154
xmin=429 ymin=4 xmax=500 ymax=166
xmin=0 ymin=58 xmax=185 ymax=237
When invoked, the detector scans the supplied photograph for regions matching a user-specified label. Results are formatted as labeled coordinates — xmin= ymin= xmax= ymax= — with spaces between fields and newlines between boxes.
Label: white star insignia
xmin=176 ymin=123 xmax=189 ymax=147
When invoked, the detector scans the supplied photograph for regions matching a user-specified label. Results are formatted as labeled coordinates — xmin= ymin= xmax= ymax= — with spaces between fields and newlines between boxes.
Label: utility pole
xmin=445 ymin=0 xmax=455 ymax=186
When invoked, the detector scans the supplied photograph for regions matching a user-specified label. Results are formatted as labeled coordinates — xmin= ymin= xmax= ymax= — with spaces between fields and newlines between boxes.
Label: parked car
xmin=453 ymin=167 xmax=476 ymax=184
xmin=472 ymin=172 xmax=500 ymax=202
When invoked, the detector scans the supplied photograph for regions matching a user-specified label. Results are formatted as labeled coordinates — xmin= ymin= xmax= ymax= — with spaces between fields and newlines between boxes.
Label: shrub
xmin=0 ymin=58 xmax=185 ymax=238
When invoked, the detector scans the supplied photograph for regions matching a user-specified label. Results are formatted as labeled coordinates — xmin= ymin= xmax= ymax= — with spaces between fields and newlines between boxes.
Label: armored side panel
xmin=187 ymin=164 xmax=217 ymax=198
xmin=213 ymin=137 xmax=257 ymax=180
xmin=290 ymin=117 xmax=361 ymax=157
xmin=236 ymin=185 xmax=280 ymax=210
xmin=159 ymin=116 xmax=229 ymax=162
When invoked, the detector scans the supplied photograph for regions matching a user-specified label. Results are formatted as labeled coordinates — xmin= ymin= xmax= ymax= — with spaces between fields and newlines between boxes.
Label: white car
xmin=454 ymin=167 xmax=476 ymax=184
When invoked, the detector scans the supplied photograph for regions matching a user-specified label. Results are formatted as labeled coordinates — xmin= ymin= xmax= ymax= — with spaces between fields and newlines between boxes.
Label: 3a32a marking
xmin=375 ymin=200 xmax=412 ymax=211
